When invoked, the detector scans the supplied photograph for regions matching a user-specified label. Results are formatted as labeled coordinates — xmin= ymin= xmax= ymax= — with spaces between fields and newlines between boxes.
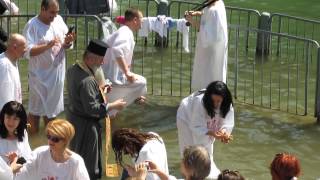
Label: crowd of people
xmin=0 ymin=0 xmax=304 ymax=180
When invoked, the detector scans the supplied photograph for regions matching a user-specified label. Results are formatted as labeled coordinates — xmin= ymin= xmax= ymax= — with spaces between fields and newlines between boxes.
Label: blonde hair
xmin=183 ymin=146 xmax=211 ymax=180
xmin=46 ymin=119 xmax=75 ymax=145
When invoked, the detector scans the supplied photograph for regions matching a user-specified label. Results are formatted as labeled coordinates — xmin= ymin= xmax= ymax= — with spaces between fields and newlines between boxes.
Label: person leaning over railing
xmin=16 ymin=119 xmax=90 ymax=180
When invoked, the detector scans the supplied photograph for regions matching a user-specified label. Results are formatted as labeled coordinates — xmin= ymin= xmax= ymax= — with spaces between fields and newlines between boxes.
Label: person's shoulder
xmin=69 ymin=151 xmax=86 ymax=165
xmin=0 ymin=54 xmax=10 ymax=68
xmin=33 ymin=145 xmax=49 ymax=154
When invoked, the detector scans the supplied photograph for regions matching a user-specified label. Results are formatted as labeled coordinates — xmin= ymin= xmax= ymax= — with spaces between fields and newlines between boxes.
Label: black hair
xmin=41 ymin=0 xmax=58 ymax=10
xmin=202 ymin=81 xmax=233 ymax=118
xmin=0 ymin=101 xmax=27 ymax=142
xmin=124 ymin=7 xmax=141 ymax=22
xmin=112 ymin=128 xmax=160 ymax=166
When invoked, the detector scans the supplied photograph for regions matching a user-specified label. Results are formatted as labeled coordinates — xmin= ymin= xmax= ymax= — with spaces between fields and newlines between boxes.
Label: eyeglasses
xmin=47 ymin=134 xmax=63 ymax=143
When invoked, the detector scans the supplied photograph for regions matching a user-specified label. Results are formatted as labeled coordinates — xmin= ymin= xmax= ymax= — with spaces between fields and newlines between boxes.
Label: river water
xmin=21 ymin=0 xmax=320 ymax=179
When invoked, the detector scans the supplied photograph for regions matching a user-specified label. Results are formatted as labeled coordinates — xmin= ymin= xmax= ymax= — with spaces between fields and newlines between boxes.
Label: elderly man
xmin=23 ymin=0 xmax=76 ymax=134
xmin=66 ymin=39 xmax=126 ymax=180
xmin=0 ymin=33 xmax=26 ymax=110
xmin=102 ymin=8 xmax=147 ymax=116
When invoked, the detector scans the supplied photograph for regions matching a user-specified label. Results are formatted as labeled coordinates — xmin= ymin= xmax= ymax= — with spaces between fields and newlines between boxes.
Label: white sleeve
xmin=189 ymin=98 xmax=209 ymax=136
xmin=23 ymin=21 xmax=36 ymax=60
xmin=0 ymin=65 xmax=14 ymax=109
xmin=22 ymin=131 xmax=33 ymax=161
xmin=73 ymin=156 xmax=90 ymax=180
xmin=136 ymin=149 xmax=161 ymax=180
xmin=3 ymin=0 xmax=19 ymax=15
xmin=220 ymin=105 xmax=235 ymax=134
xmin=0 ymin=157 xmax=13 ymax=180
xmin=15 ymin=148 xmax=40 ymax=180
xmin=200 ymin=8 xmax=223 ymax=48
xmin=110 ymin=34 xmax=130 ymax=60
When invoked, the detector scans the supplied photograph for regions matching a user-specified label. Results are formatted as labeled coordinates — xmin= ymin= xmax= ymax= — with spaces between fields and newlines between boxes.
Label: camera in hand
xmin=17 ymin=157 xmax=26 ymax=165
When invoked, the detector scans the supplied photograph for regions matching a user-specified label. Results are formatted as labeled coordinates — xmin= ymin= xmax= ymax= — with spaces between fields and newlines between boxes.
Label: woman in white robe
xmin=112 ymin=128 xmax=169 ymax=180
xmin=16 ymin=119 xmax=89 ymax=180
xmin=185 ymin=0 xmax=228 ymax=91
xmin=0 ymin=101 xmax=32 ymax=164
xmin=176 ymin=81 xmax=234 ymax=179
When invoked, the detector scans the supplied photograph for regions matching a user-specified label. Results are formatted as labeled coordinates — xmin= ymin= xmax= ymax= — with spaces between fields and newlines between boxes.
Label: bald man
xmin=23 ymin=0 xmax=76 ymax=134
xmin=0 ymin=33 xmax=26 ymax=110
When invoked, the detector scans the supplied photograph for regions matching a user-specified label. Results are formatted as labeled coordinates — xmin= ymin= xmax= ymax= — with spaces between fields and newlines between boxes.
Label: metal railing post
xmin=256 ymin=12 xmax=271 ymax=56
xmin=315 ymin=47 xmax=320 ymax=124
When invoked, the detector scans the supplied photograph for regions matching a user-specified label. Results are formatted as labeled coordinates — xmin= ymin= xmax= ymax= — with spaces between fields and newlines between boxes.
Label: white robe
xmin=0 ymin=157 xmax=13 ymax=180
xmin=176 ymin=92 xmax=234 ymax=179
xmin=0 ymin=52 xmax=22 ymax=110
xmin=16 ymin=146 xmax=90 ymax=180
xmin=191 ymin=0 xmax=228 ymax=91
xmin=0 ymin=131 xmax=32 ymax=163
xmin=23 ymin=15 xmax=68 ymax=118
xmin=102 ymin=25 xmax=147 ymax=114
xmin=134 ymin=133 xmax=169 ymax=180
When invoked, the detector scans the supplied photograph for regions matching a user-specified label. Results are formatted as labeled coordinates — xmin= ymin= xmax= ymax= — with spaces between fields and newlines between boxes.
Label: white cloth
xmin=134 ymin=133 xmax=169 ymax=180
xmin=0 ymin=131 xmax=32 ymax=164
xmin=191 ymin=0 xmax=228 ymax=91
xmin=176 ymin=92 xmax=234 ymax=179
xmin=176 ymin=19 xmax=190 ymax=53
xmin=0 ymin=0 xmax=19 ymax=15
xmin=0 ymin=157 xmax=13 ymax=180
xmin=102 ymin=25 xmax=147 ymax=114
xmin=23 ymin=15 xmax=68 ymax=118
xmin=0 ymin=52 xmax=22 ymax=110
xmin=16 ymin=146 xmax=89 ymax=180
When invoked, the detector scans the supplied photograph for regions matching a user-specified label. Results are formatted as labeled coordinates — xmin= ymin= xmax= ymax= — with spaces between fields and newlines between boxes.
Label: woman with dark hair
xmin=270 ymin=153 xmax=301 ymax=180
xmin=0 ymin=101 xmax=32 ymax=164
xmin=177 ymin=81 xmax=234 ymax=179
xmin=112 ymin=128 xmax=169 ymax=180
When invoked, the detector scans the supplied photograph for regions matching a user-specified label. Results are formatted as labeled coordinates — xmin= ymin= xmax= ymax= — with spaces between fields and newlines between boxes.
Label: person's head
xmin=45 ymin=119 xmax=75 ymax=151
xmin=124 ymin=8 xmax=143 ymax=31
xmin=180 ymin=146 xmax=211 ymax=180
xmin=83 ymin=39 xmax=108 ymax=73
xmin=202 ymin=81 xmax=233 ymax=118
xmin=6 ymin=33 xmax=27 ymax=61
xmin=270 ymin=153 xmax=301 ymax=180
xmin=39 ymin=0 xmax=59 ymax=25
xmin=0 ymin=101 xmax=27 ymax=142
xmin=217 ymin=169 xmax=245 ymax=180
xmin=112 ymin=128 xmax=159 ymax=165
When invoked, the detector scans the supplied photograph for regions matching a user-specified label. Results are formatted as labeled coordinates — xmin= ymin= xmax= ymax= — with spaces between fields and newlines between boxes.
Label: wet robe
xmin=0 ymin=52 xmax=22 ymax=110
xmin=23 ymin=15 xmax=68 ymax=118
xmin=66 ymin=62 xmax=108 ymax=179
xmin=102 ymin=25 xmax=147 ymax=115
xmin=191 ymin=0 xmax=228 ymax=91
xmin=176 ymin=91 xmax=234 ymax=179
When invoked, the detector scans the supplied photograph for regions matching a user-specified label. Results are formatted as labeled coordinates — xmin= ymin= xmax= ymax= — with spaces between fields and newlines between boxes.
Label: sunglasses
xmin=47 ymin=134 xmax=63 ymax=143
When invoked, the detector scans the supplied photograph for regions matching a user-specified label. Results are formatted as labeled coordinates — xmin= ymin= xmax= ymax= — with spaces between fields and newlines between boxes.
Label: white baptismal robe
xmin=16 ymin=146 xmax=90 ymax=180
xmin=134 ymin=133 xmax=169 ymax=180
xmin=191 ymin=0 xmax=228 ymax=91
xmin=23 ymin=15 xmax=68 ymax=118
xmin=102 ymin=25 xmax=147 ymax=110
xmin=0 ymin=53 xmax=22 ymax=110
xmin=0 ymin=157 xmax=13 ymax=180
xmin=0 ymin=131 xmax=32 ymax=163
xmin=176 ymin=92 xmax=234 ymax=179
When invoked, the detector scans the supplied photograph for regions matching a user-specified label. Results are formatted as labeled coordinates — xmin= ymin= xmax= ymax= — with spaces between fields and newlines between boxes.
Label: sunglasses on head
xmin=47 ymin=134 xmax=63 ymax=143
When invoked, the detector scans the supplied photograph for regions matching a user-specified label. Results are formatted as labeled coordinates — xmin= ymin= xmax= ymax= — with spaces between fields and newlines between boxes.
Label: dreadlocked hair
xmin=111 ymin=128 xmax=160 ymax=166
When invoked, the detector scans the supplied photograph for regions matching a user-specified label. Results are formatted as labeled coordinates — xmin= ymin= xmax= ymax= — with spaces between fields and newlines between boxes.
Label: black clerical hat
xmin=86 ymin=39 xmax=109 ymax=56
xmin=0 ymin=0 xmax=8 ymax=15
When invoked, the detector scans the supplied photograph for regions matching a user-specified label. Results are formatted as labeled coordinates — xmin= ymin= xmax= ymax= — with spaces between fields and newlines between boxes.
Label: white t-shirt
xmin=0 ymin=130 xmax=32 ymax=163
xmin=16 ymin=146 xmax=90 ymax=180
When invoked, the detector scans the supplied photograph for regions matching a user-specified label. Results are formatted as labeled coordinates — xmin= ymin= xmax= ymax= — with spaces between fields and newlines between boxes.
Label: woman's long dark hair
xmin=111 ymin=128 xmax=160 ymax=165
xmin=0 ymin=101 xmax=27 ymax=142
xmin=202 ymin=81 xmax=233 ymax=118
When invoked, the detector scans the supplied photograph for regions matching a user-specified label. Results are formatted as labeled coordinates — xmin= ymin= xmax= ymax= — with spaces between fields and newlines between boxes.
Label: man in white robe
xmin=0 ymin=34 xmax=26 ymax=110
xmin=185 ymin=0 xmax=228 ymax=91
xmin=23 ymin=0 xmax=75 ymax=134
xmin=102 ymin=8 xmax=147 ymax=116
